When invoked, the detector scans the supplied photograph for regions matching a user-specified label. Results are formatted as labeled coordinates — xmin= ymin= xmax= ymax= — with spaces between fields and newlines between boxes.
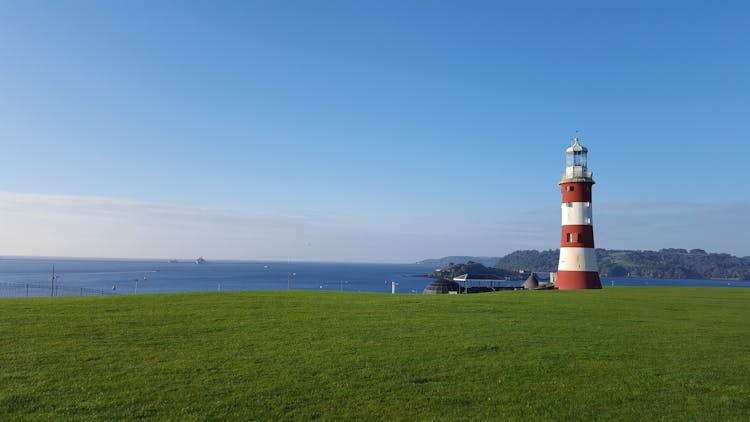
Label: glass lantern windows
xmin=566 ymin=150 xmax=587 ymax=168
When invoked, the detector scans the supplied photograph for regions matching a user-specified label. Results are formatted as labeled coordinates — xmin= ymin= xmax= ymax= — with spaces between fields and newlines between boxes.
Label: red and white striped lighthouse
xmin=556 ymin=136 xmax=602 ymax=289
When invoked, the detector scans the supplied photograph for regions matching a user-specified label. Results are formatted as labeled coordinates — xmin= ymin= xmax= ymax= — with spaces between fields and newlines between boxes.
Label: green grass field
xmin=1 ymin=287 xmax=749 ymax=421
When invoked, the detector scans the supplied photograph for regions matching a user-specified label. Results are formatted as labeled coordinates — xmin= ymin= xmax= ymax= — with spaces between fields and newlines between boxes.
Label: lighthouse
xmin=556 ymin=136 xmax=602 ymax=289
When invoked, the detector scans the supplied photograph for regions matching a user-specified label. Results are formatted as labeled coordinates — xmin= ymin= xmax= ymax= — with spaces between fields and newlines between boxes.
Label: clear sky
xmin=0 ymin=0 xmax=748 ymax=262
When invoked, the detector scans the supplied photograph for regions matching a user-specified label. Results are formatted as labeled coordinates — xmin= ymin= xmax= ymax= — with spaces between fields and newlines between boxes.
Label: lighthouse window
xmin=567 ymin=233 xmax=573 ymax=243
xmin=567 ymin=186 xmax=574 ymax=192
xmin=565 ymin=202 xmax=573 ymax=208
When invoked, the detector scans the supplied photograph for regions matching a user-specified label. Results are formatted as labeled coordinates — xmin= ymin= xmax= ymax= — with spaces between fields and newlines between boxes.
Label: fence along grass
xmin=0 ymin=281 xmax=110 ymax=297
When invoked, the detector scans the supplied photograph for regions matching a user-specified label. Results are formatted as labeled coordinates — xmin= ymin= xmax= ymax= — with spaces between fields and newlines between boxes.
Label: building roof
xmin=522 ymin=273 xmax=539 ymax=289
xmin=423 ymin=279 xmax=460 ymax=294
xmin=453 ymin=273 xmax=509 ymax=282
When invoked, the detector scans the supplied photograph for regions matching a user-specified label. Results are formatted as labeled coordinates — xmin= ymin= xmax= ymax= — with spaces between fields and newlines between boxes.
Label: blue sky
xmin=0 ymin=1 xmax=748 ymax=261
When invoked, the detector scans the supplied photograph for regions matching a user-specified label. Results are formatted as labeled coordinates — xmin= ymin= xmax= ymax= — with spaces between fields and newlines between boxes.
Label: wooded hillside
xmin=494 ymin=248 xmax=750 ymax=280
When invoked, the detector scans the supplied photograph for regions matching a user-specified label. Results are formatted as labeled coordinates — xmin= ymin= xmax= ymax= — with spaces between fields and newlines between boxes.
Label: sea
xmin=0 ymin=258 xmax=438 ymax=296
xmin=0 ymin=257 xmax=748 ymax=297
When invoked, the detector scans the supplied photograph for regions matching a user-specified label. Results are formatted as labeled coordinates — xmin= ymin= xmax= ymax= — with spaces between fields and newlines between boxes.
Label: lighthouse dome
xmin=565 ymin=137 xmax=588 ymax=153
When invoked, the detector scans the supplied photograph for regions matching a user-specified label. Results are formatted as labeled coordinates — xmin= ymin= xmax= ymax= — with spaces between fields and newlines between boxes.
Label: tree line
xmin=494 ymin=248 xmax=750 ymax=280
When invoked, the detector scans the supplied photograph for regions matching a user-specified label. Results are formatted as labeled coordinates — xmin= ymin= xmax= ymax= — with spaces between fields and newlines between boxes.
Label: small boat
xmin=168 ymin=259 xmax=179 ymax=263
xmin=195 ymin=257 xmax=207 ymax=264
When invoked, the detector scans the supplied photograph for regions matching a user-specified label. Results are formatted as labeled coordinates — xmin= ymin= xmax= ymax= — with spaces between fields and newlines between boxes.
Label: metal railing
xmin=0 ymin=282 xmax=112 ymax=298
xmin=561 ymin=168 xmax=593 ymax=180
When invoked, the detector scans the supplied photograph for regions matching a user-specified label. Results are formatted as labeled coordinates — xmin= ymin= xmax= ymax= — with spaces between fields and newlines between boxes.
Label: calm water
xmin=0 ymin=258 xmax=438 ymax=294
xmin=1 ymin=257 xmax=748 ymax=295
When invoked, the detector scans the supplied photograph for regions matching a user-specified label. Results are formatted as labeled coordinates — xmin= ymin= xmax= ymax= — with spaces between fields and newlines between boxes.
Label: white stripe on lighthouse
xmin=561 ymin=202 xmax=593 ymax=226
xmin=558 ymin=247 xmax=599 ymax=272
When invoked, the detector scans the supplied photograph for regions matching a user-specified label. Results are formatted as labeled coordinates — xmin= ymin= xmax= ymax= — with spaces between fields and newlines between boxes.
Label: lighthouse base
xmin=556 ymin=271 xmax=602 ymax=290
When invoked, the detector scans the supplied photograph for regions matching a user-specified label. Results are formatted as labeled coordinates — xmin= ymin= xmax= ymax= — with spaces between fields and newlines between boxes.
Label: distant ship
xmin=168 ymin=259 xmax=179 ymax=263
xmin=195 ymin=257 xmax=207 ymax=264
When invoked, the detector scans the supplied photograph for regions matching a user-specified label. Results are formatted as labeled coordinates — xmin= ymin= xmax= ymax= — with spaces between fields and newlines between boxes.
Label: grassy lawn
xmin=1 ymin=287 xmax=749 ymax=420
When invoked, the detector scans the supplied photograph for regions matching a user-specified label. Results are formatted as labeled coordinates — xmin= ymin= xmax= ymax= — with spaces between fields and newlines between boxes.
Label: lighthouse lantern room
xmin=556 ymin=136 xmax=602 ymax=289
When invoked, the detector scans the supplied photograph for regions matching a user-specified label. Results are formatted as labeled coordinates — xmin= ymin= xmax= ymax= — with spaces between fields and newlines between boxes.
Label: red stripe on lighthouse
xmin=561 ymin=182 xmax=592 ymax=203
xmin=560 ymin=225 xmax=595 ymax=248
xmin=556 ymin=271 xmax=601 ymax=290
